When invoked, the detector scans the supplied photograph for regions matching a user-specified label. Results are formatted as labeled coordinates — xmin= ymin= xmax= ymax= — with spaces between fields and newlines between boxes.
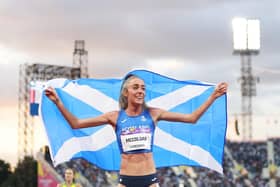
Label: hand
xmin=45 ymin=87 xmax=60 ymax=104
xmin=212 ymin=82 xmax=228 ymax=99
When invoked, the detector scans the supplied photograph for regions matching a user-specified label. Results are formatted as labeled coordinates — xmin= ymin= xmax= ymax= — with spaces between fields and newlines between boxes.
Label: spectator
xmin=57 ymin=168 xmax=82 ymax=187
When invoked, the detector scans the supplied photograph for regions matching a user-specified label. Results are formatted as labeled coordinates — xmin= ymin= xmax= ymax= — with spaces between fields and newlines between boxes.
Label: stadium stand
xmin=39 ymin=139 xmax=280 ymax=186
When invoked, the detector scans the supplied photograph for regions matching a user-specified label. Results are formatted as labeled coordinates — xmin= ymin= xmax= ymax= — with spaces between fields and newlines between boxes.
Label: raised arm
xmin=44 ymin=87 xmax=117 ymax=129
xmin=152 ymin=82 xmax=228 ymax=124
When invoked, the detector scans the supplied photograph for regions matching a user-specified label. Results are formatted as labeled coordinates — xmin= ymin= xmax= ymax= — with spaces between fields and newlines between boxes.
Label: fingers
xmin=44 ymin=87 xmax=60 ymax=104
xmin=218 ymin=82 xmax=227 ymax=88
xmin=44 ymin=89 xmax=51 ymax=96
xmin=217 ymin=82 xmax=228 ymax=93
xmin=44 ymin=87 xmax=57 ymax=99
xmin=214 ymin=82 xmax=227 ymax=96
xmin=45 ymin=87 xmax=55 ymax=94
xmin=45 ymin=87 xmax=54 ymax=92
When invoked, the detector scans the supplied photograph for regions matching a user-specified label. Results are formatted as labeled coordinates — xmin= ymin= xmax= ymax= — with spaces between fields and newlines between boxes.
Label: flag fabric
xmin=30 ymin=81 xmax=46 ymax=116
xmin=30 ymin=89 xmax=40 ymax=116
xmin=40 ymin=70 xmax=227 ymax=174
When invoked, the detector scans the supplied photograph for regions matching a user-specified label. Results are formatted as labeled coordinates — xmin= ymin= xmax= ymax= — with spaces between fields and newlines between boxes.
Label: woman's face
xmin=124 ymin=77 xmax=145 ymax=106
xmin=64 ymin=169 xmax=74 ymax=182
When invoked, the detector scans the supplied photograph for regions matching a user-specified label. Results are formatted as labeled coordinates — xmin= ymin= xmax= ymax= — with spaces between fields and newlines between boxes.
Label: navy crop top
xmin=115 ymin=109 xmax=155 ymax=154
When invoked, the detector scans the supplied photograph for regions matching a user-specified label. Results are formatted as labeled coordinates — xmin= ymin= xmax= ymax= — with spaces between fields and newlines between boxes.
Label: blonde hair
xmin=119 ymin=75 xmax=147 ymax=110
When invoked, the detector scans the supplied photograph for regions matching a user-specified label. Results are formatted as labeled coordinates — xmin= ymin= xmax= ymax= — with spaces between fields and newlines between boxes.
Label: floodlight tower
xmin=73 ymin=40 xmax=88 ymax=78
xmin=18 ymin=41 xmax=89 ymax=161
xmin=18 ymin=64 xmax=81 ymax=161
xmin=232 ymin=18 xmax=260 ymax=141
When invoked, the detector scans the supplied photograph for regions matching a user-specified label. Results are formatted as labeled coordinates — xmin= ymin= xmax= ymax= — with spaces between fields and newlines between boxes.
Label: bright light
xmin=247 ymin=19 xmax=260 ymax=51
xmin=232 ymin=18 xmax=247 ymax=51
xmin=232 ymin=18 xmax=260 ymax=53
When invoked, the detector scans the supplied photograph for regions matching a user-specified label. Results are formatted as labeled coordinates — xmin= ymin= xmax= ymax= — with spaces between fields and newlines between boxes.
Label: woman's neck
xmin=125 ymin=104 xmax=143 ymax=116
xmin=65 ymin=180 xmax=73 ymax=186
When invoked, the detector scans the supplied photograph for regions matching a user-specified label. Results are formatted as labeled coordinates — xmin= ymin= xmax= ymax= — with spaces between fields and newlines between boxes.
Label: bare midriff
xmin=119 ymin=152 xmax=156 ymax=176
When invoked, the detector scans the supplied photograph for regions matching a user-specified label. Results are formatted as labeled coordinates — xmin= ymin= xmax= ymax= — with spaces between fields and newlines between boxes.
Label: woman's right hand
xmin=45 ymin=87 xmax=60 ymax=104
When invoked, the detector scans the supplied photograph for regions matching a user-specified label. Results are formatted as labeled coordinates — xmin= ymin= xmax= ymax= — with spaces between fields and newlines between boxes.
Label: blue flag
xmin=40 ymin=70 xmax=227 ymax=174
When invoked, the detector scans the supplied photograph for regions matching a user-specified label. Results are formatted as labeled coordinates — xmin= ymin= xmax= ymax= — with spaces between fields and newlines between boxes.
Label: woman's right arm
xmin=45 ymin=87 xmax=117 ymax=129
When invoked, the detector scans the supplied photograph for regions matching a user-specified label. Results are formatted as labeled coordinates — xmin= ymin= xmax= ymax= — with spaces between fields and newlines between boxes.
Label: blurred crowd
xmin=43 ymin=138 xmax=280 ymax=186
xmin=55 ymin=159 xmax=111 ymax=187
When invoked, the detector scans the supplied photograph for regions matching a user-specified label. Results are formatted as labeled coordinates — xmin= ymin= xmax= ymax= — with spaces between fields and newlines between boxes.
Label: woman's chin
xmin=134 ymin=100 xmax=144 ymax=105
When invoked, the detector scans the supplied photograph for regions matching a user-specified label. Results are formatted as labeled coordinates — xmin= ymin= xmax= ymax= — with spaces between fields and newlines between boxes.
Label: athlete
xmin=46 ymin=74 xmax=227 ymax=187
xmin=57 ymin=168 xmax=82 ymax=187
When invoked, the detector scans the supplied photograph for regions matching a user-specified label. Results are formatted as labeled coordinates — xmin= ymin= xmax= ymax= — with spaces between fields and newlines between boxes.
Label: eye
xmin=132 ymin=85 xmax=138 ymax=90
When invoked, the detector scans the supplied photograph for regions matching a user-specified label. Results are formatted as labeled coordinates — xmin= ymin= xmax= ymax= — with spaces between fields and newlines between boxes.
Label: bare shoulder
xmin=104 ymin=110 xmax=119 ymax=126
xmin=76 ymin=183 xmax=82 ymax=187
xmin=105 ymin=110 xmax=119 ymax=117
xmin=147 ymin=107 xmax=165 ymax=122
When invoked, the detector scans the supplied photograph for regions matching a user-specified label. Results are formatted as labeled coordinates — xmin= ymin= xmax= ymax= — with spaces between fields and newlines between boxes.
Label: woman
xmin=57 ymin=168 xmax=82 ymax=187
xmin=45 ymin=74 xmax=227 ymax=187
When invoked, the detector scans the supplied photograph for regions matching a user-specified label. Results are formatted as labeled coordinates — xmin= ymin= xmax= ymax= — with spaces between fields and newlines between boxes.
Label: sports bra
xmin=115 ymin=109 xmax=155 ymax=154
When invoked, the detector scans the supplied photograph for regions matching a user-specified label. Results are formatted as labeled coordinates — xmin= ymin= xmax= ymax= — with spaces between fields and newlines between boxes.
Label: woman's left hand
xmin=212 ymin=82 xmax=228 ymax=99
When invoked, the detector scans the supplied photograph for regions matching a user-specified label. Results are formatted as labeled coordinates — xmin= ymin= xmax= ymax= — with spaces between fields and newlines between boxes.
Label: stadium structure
xmin=18 ymin=40 xmax=88 ymax=160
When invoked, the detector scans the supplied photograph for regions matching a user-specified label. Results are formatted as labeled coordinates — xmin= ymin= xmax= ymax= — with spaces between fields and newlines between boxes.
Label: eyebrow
xmin=131 ymin=83 xmax=145 ymax=87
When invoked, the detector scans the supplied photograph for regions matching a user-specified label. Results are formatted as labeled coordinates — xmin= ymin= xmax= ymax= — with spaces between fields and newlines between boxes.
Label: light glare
xmin=247 ymin=20 xmax=260 ymax=50
xmin=232 ymin=18 xmax=247 ymax=51
xmin=232 ymin=18 xmax=261 ymax=52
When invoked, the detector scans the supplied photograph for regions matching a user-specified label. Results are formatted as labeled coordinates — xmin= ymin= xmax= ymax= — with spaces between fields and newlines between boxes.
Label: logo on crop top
xmin=141 ymin=115 xmax=146 ymax=122
xmin=121 ymin=118 xmax=128 ymax=123
xmin=121 ymin=125 xmax=151 ymax=135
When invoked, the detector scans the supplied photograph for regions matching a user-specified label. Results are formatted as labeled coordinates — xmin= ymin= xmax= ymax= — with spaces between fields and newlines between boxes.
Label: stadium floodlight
xmin=75 ymin=40 xmax=85 ymax=51
xmin=232 ymin=18 xmax=260 ymax=54
xmin=232 ymin=17 xmax=261 ymax=141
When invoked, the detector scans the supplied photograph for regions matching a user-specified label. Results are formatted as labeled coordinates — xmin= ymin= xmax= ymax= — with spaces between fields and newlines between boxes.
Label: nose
xmin=137 ymin=88 xmax=145 ymax=95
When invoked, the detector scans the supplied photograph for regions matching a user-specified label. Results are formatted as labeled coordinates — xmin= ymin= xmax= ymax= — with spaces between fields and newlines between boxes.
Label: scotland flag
xmin=40 ymin=70 xmax=227 ymax=174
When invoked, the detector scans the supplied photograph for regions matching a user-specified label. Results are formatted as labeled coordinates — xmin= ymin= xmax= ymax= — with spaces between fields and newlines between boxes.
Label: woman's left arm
xmin=154 ymin=82 xmax=228 ymax=124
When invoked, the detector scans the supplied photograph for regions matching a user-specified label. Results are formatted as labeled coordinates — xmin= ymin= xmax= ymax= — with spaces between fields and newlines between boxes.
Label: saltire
xmin=40 ymin=70 xmax=227 ymax=174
